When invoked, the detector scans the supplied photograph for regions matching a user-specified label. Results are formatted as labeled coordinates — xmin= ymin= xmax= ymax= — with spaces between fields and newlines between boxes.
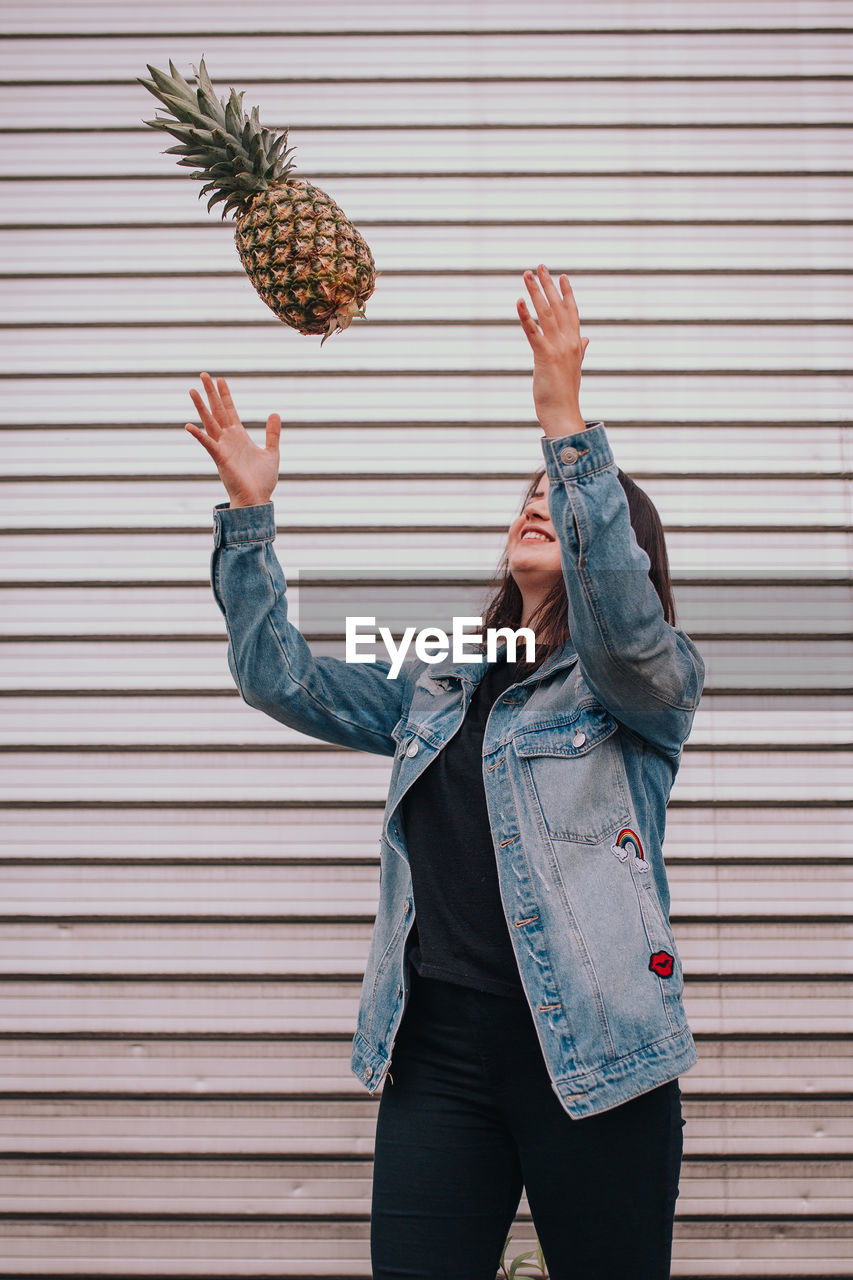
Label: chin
xmin=510 ymin=548 xmax=561 ymax=571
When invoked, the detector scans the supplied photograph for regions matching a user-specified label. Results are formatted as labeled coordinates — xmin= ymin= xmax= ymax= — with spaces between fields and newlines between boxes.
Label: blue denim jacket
xmin=210 ymin=422 xmax=706 ymax=1118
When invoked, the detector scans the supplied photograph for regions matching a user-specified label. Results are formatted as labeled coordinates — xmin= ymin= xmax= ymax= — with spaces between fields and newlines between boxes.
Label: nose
xmin=524 ymin=498 xmax=549 ymax=522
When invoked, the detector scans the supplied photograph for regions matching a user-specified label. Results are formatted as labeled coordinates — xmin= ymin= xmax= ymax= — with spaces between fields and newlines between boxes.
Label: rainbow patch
xmin=611 ymin=827 xmax=649 ymax=871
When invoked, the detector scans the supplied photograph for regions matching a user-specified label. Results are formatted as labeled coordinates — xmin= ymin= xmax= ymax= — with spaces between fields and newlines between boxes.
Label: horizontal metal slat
xmin=1 ymin=638 xmax=850 ymax=694
xmin=2 ymin=530 xmax=849 ymax=577
xmin=0 ymin=1035 xmax=848 ymax=1096
xmin=0 ymin=1097 xmax=383 ymax=1155
xmin=5 ymin=274 xmax=852 ymax=325
xmin=0 ymin=748 xmax=847 ymax=802
xmin=0 ymin=1153 xmax=851 ymax=1216
xmin=5 ymin=324 xmax=853 ymax=375
xmin=6 ymin=174 xmax=853 ymax=226
xmin=1 ymin=377 xmax=851 ymax=428
xmin=2 ymin=33 xmax=852 ymax=81
xmin=6 ymin=0 xmax=850 ymax=35
xmin=0 ymin=805 xmax=845 ymax=861
xmin=2 ymin=1096 xmax=852 ymax=1157
xmin=7 ymin=128 xmax=853 ymax=176
xmin=2 ymin=424 xmax=848 ymax=475
xmin=1 ymin=860 xmax=849 ymax=919
xmin=0 ymin=862 xmax=385 ymax=915
xmin=0 ymin=1218 xmax=852 ymax=1276
xmin=1 ymin=694 xmax=849 ymax=746
xmin=0 ymin=477 xmax=848 ymax=529
xmin=2 ymin=921 xmax=853 ymax=978
xmin=0 ymin=976 xmax=850 ymax=1033
xmin=3 ymin=584 xmax=849 ymax=640
xmin=0 ymin=1217 xmax=850 ymax=1275
xmin=2 ymin=224 xmax=849 ymax=274
xmin=4 ymin=79 xmax=852 ymax=130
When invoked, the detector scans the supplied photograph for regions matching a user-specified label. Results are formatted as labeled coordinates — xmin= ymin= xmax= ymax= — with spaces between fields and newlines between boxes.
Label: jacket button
xmin=406 ymin=741 xmax=419 ymax=757
xmin=364 ymin=1066 xmax=373 ymax=1081
xmin=403 ymin=900 xmax=412 ymax=915
xmin=560 ymin=446 xmax=580 ymax=464
xmin=573 ymin=731 xmax=586 ymax=747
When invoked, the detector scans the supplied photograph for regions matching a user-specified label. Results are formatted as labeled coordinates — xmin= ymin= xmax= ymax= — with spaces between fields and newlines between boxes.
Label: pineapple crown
xmin=138 ymin=57 xmax=297 ymax=218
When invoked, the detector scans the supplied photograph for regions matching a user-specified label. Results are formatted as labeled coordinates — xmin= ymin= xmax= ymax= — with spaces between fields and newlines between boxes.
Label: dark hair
xmin=479 ymin=465 xmax=676 ymax=674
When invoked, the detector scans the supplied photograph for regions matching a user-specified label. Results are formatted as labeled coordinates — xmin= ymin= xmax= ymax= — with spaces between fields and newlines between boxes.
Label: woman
xmin=186 ymin=266 xmax=706 ymax=1280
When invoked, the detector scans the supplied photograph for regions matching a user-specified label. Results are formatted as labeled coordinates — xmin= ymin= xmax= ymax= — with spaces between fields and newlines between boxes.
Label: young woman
xmin=186 ymin=266 xmax=706 ymax=1280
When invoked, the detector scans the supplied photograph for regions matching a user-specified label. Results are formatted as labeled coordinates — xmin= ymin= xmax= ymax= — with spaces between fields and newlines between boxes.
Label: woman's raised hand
xmin=517 ymin=265 xmax=590 ymax=438
xmin=185 ymin=372 xmax=281 ymax=508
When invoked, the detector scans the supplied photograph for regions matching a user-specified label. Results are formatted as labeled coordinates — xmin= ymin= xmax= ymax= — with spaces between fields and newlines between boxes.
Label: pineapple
xmin=139 ymin=58 xmax=377 ymax=344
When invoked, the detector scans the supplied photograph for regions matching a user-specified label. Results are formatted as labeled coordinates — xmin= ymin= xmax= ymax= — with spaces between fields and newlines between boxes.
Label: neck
xmin=519 ymin=584 xmax=551 ymax=632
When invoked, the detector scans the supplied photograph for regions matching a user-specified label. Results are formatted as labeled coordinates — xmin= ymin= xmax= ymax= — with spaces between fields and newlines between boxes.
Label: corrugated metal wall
xmin=1 ymin=1 xmax=851 ymax=1274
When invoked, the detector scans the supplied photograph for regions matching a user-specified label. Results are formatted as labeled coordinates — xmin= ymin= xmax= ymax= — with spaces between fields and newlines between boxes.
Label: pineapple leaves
xmin=138 ymin=55 xmax=297 ymax=209
xmin=167 ymin=58 xmax=193 ymax=91
xmin=224 ymin=89 xmax=245 ymax=139
xmin=194 ymin=57 xmax=227 ymax=126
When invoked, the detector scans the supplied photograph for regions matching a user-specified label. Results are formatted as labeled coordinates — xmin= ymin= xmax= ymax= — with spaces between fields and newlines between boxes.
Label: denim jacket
xmin=210 ymin=422 xmax=706 ymax=1118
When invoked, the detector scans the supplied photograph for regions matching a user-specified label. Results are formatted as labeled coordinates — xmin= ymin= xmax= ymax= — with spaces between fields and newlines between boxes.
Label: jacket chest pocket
xmin=512 ymin=708 xmax=631 ymax=844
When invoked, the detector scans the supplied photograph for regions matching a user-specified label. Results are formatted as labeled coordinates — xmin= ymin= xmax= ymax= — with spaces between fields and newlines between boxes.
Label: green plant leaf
xmin=497 ymin=1233 xmax=513 ymax=1278
xmin=508 ymin=1248 xmax=538 ymax=1278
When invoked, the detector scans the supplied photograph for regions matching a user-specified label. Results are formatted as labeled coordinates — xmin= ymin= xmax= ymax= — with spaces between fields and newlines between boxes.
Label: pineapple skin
xmin=235 ymin=180 xmax=376 ymax=343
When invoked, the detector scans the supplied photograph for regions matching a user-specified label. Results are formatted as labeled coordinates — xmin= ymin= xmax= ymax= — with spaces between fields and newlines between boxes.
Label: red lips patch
xmin=649 ymin=950 xmax=674 ymax=978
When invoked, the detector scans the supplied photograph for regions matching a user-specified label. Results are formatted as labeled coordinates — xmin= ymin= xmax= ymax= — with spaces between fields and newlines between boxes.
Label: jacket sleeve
xmin=540 ymin=422 xmax=706 ymax=757
xmin=210 ymin=500 xmax=406 ymax=756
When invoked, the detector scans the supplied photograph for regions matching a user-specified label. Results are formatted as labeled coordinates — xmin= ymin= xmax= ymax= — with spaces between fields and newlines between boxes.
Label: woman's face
xmin=506 ymin=473 xmax=563 ymax=584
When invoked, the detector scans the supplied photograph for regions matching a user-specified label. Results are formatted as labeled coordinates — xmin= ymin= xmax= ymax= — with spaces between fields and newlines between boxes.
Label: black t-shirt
xmin=400 ymin=655 xmax=530 ymax=997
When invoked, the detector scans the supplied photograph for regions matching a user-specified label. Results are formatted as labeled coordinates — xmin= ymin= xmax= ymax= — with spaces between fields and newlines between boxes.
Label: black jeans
xmin=371 ymin=970 xmax=684 ymax=1280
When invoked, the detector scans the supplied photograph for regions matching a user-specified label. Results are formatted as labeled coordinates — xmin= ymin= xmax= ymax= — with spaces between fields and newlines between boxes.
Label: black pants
xmin=371 ymin=970 xmax=684 ymax=1280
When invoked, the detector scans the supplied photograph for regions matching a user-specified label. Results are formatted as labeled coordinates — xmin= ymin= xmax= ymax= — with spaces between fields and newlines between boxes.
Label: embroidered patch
xmin=649 ymin=950 xmax=675 ymax=979
xmin=611 ymin=826 xmax=648 ymax=871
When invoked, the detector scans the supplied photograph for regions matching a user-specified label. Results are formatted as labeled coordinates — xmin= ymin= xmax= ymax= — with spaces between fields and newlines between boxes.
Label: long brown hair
xmin=480 ymin=466 xmax=676 ymax=673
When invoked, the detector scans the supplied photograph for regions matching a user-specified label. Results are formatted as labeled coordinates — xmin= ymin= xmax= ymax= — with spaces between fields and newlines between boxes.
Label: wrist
xmin=227 ymin=493 xmax=270 ymax=508
xmin=540 ymin=414 xmax=587 ymax=439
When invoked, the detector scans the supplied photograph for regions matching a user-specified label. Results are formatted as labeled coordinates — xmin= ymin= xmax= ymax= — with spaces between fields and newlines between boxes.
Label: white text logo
xmin=345 ymin=616 xmax=535 ymax=679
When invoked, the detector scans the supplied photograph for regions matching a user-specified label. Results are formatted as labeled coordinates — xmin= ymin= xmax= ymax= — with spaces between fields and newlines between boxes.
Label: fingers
xmin=536 ymin=262 xmax=564 ymax=311
xmin=519 ymin=266 xmax=586 ymax=355
xmin=265 ymin=412 xmax=281 ymax=454
xmin=188 ymin=387 xmax=221 ymax=440
xmin=558 ymin=273 xmax=581 ymax=331
xmin=216 ymin=375 xmax=241 ymax=426
xmin=187 ymin=371 xmax=240 ymax=445
xmin=198 ymin=368 xmax=222 ymax=412
xmin=184 ymin=419 xmax=219 ymax=458
xmin=200 ymin=371 xmax=226 ymax=422
xmin=523 ymin=268 xmax=554 ymax=333
xmin=516 ymin=296 xmax=541 ymax=349
xmin=523 ymin=264 xmax=569 ymax=336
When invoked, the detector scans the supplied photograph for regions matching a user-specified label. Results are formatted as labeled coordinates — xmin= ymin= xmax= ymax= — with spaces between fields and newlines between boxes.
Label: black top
xmin=400 ymin=655 xmax=530 ymax=997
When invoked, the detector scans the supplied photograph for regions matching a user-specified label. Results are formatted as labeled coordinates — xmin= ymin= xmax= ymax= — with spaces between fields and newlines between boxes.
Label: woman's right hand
xmin=185 ymin=371 xmax=281 ymax=508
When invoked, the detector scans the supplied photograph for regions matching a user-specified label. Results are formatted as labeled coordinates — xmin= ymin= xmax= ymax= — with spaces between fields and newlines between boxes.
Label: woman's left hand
xmin=517 ymin=264 xmax=590 ymax=438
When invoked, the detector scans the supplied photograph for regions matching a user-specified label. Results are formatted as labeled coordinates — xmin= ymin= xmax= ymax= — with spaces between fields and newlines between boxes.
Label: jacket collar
xmin=423 ymin=639 xmax=579 ymax=687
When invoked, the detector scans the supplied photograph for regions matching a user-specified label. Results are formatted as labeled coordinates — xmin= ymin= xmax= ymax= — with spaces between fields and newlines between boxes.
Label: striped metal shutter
xmin=1 ymin=2 xmax=851 ymax=1274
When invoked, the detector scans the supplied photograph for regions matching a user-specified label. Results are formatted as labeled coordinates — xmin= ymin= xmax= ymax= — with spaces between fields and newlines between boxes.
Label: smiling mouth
xmin=519 ymin=528 xmax=554 ymax=543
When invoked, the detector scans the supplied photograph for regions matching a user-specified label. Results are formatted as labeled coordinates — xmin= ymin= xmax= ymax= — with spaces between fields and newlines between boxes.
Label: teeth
xmin=522 ymin=531 xmax=549 ymax=542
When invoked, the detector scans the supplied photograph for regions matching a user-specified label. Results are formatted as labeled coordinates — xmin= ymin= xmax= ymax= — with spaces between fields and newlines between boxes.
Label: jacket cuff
xmin=540 ymin=421 xmax=612 ymax=481
xmin=212 ymin=501 xmax=276 ymax=548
